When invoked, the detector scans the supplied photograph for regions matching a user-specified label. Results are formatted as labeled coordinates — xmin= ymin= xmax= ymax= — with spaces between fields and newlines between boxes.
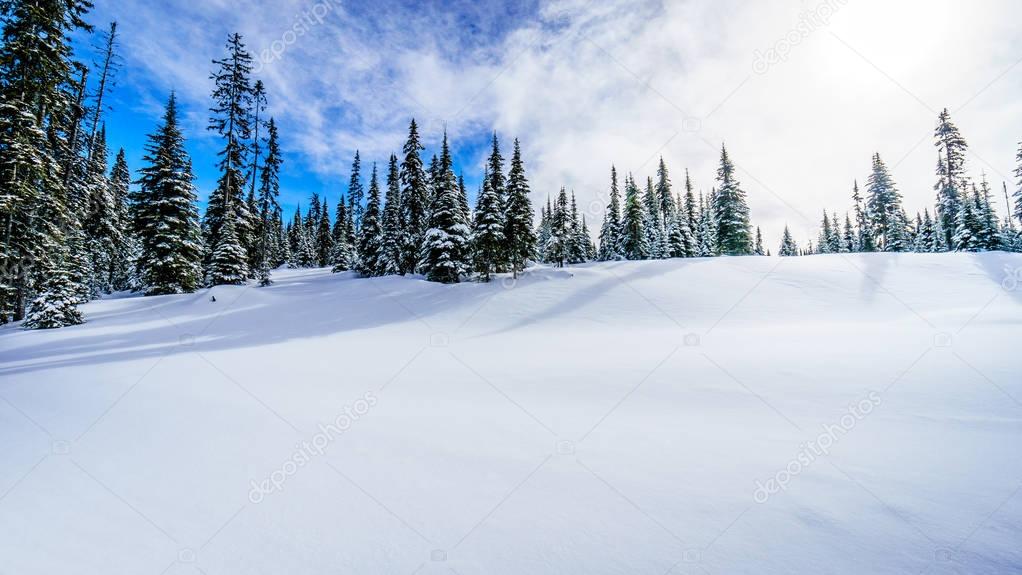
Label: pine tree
xmin=420 ymin=131 xmax=470 ymax=283
xmin=545 ymin=188 xmax=572 ymax=267
xmin=865 ymin=153 xmax=906 ymax=252
xmin=953 ymin=184 xmax=983 ymax=252
xmin=754 ymin=227 xmax=765 ymax=256
xmin=472 ymin=170 xmax=505 ymax=281
xmin=254 ymin=118 xmax=281 ymax=285
xmin=841 ymin=213 xmax=855 ymax=253
xmin=817 ymin=212 xmax=833 ymax=254
xmin=400 ymin=119 xmax=428 ymax=274
xmin=975 ymin=173 xmax=1001 ymax=251
xmin=714 ymin=145 xmax=752 ymax=255
xmin=1014 ymin=142 xmax=1022 ymax=230
xmin=643 ymin=176 xmax=662 ymax=257
xmin=697 ymin=191 xmax=718 ymax=257
xmin=486 ymin=132 xmax=509 ymax=271
xmin=330 ymin=198 xmax=353 ymax=271
xmin=598 ymin=166 xmax=624 ymax=261
xmin=915 ymin=208 xmax=938 ymax=252
xmin=503 ymin=139 xmax=535 ymax=277
xmin=934 ymin=109 xmax=969 ymax=249
xmin=24 ymin=258 xmax=84 ymax=329
xmin=457 ymin=172 xmax=471 ymax=226
xmin=0 ymin=0 xmax=92 ymax=323
xmin=683 ymin=169 xmax=699 ymax=248
xmin=655 ymin=157 xmax=675 ymax=220
xmin=380 ymin=153 xmax=404 ymax=275
xmin=207 ymin=209 xmax=249 ymax=285
xmin=356 ymin=163 xmax=385 ymax=277
xmin=347 ymin=150 xmax=364 ymax=232
xmin=316 ymin=198 xmax=333 ymax=267
xmin=109 ymin=148 xmax=134 ymax=290
xmin=779 ymin=226 xmax=799 ymax=256
xmin=205 ymin=33 xmax=255 ymax=284
xmin=851 ymin=180 xmax=872 ymax=252
xmin=621 ymin=174 xmax=648 ymax=260
xmin=537 ymin=198 xmax=552 ymax=263
xmin=132 ymin=93 xmax=203 ymax=295
xmin=83 ymin=127 xmax=119 ymax=295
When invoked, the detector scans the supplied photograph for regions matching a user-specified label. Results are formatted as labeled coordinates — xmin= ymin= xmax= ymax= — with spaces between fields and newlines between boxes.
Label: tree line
xmin=2 ymin=2 xmax=1020 ymax=331
xmin=779 ymin=109 xmax=1021 ymax=257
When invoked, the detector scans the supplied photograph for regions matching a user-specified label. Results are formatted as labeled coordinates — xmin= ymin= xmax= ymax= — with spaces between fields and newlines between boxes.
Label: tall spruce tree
xmin=472 ymin=171 xmax=505 ymax=281
xmin=621 ymin=174 xmax=648 ymax=260
xmin=486 ymin=132 xmax=509 ymax=270
xmin=504 ymin=139 xmax=535 ymax=277
xmin=420 ymin=131 xmax=470 ymax=283
xmin=356 ymin=163 xmax=385 ymax=277
xmin=132 ymin=93 xmax=202 ymax=295
xmin=865 ymin=153 xmax=906 ymax=252
xmin=205 ymin=33 xmax=255 ymax=283
xmin=381 ymin=154 xmax=404 ymax=275
xmin=545 ymin=187 xmax=572 ymax=267
xmin=255 ymin=118 xmax=281 ymax=285
xmin=0 ymin=0 xmax=92 ymax=324
xmin=598 ymin=166 xmax=624 ymax=261
xmin=109 ymin=148 xmax=134 ymax=290
xmin=934 ymin=109 xmax=968 ymax=250
xmin=399 ymin=119 xmax=428 ymax=274
xmin=714 ymin=145 xmax=752 ymax=255
xmin=347 ymin=150 xmax=364 ymax=232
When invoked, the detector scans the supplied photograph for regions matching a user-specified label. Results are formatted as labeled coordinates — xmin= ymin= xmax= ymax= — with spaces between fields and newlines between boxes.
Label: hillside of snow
xmin=2 ymin=253 xmax=1022 ymax=574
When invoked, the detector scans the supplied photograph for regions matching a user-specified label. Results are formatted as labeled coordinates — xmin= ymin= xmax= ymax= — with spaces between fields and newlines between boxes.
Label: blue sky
xmin=75 ymin=0 xmax=546 ymax=216
xmin=76 ymin=0 xmax=1022 ymax=246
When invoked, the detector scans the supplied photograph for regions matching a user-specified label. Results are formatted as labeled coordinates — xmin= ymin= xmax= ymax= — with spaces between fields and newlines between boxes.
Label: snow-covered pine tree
xmin=536 ymin=198 xmax=553 ymax=263
xmin=330 ymin=197 xmax=353 ymax=271
xmin=683 ymin=169 xmax=699 ymax=249
xmin=254 ymin=118 xmax=282 ymax=285
xmin=347 ymin=150 xmax=364 ymax=233
xmin=779 ymin=226 xmax=799 ymax=256
xmin=420 ymin=131 xmax=470 ymax=283
xmin=598 ymin=166 xmax=624 ymax=261
xmin=83 ymin=127 xmax=119 ymax=296
xmin=714 ymin=145 xmax=752 ymax=255
xmin=381 ymin=154 xmax=404 ymax=275
xmin=132 ymin=93 xmax=203 ymax=295
xmin=841 ymin=213 xmax=855 ymax=253
xmin=655 ymin=157 xmax=676 ymax=223
xmin=851 ymin=180 xmax=872 ymax=252
xmin=754 ymin=227 xmax=765 ymax=256
xmin=207 ymin=208 xmax=249 ymax=285
xmin=865 ymin=153 xmax=906 ymax=252
xmin=471 ymin=171 xmax=505 ymax=281
xmin=486 ymin=132 xmax=509 ymax=271
xmin=245 ymin=79 xmax=267 ymax=273
xmin=457 ymin=172 xmax=471 ymax=226
xmin=356 ymin=163 xmax=385 ymax=277
xmin=504 ymin=139 xmax=535 ymax=277
xmin=109 ymin=148 xmax=135 ymax=291
xmin=400 ymin=119 xmax=429 ymax=274
xmin=914 ymin=208 xmax=938 ymax=252
xmin=952 ymin=184 xmax=983 ymax=252
xmin=621 ymin=174 xmax=649 ymax=260
xmin=934 ymin=109 xmax=969 ymax=250
xmin=975 ymin=173 xmax=1001 ymax=251
xmin=643 ymin=176 xmax=663 ymax=258
xmin=0 ymin=0 xmax=91 ymax=324
xmin=545 ymin=188 xmax=572 ymax=267
xmin=817 ymin=212 xmax=833 ymax=254
xmin=205 ymin=33 xmax=256 ymax=284
xmin=697 ymin=190 xmax=718 ymax=257
xmin=316 ymin=197 xmax=333 ymax=267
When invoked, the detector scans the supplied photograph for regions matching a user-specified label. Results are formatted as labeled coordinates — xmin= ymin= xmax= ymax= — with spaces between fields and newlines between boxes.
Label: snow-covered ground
xmin=2 ymin=253 xmax=1022 ymax=574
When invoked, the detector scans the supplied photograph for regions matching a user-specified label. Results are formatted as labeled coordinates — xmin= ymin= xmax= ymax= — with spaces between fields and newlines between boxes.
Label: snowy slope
xmin=2 ymin=253 xmax=1022 ymax=575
